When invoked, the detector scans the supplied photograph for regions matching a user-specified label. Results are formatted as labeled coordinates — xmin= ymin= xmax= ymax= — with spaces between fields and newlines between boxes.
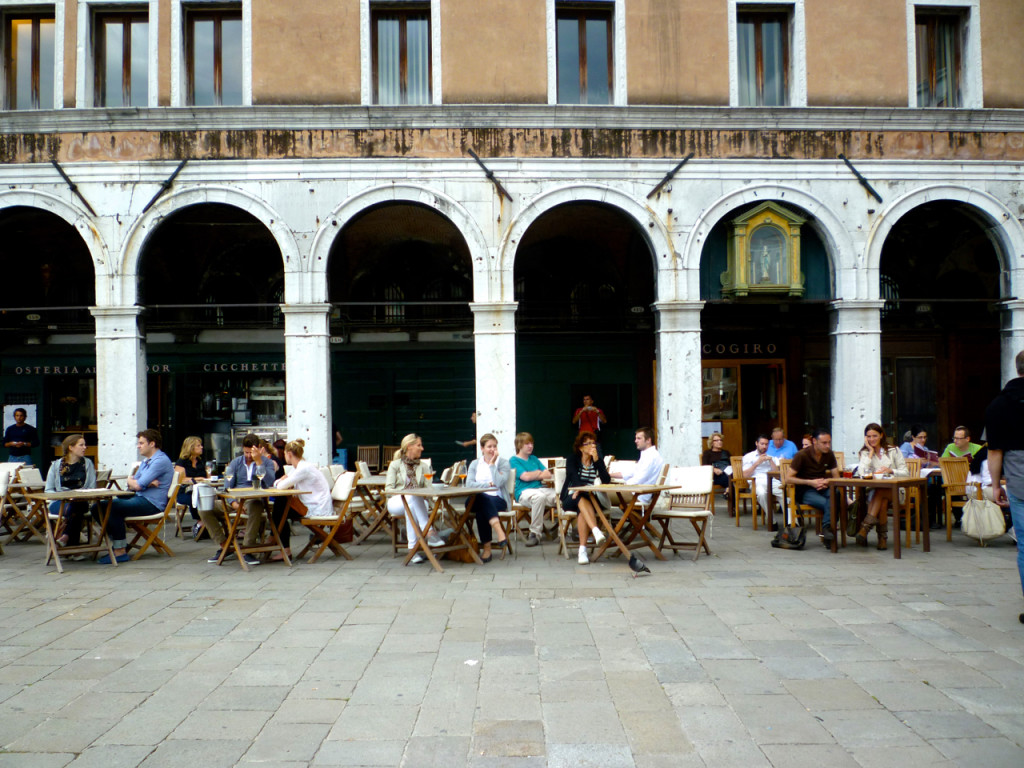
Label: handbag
xmin=771 ymin=525 xmax=806 ymax=550
xmin=961 ymin=496 xmax=1005 ymax=545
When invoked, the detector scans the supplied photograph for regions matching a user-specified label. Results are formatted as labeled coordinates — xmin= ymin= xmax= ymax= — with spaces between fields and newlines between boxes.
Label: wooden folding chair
xmin=650 ymin=466 xmax=713 ymax=560
xmin=298 ymin=470 xmax=358 ymax=563
xmin=939 ymin=456 xmax=976 ymax=542
xmin=382 ymin=445 xmax=401 ymax=464
xmin=903 ymin=457 xmax=924 ymax=546
xmin=125 ymin=473 xmax=179 ymax=560
xmin=729 ymin=456 xmax=761 ymax=528
xmin=5 ymin=466 xmax=46 ymax=543
xmin=779 ymin=458 xmax=822 ymax=531
xmin=357 ymin=445 xmax=381 ymax=473
xmin=553 ymin=467 xmax=579 ymax=559
xmin=497 ymin=470 xmax=531 ymax=559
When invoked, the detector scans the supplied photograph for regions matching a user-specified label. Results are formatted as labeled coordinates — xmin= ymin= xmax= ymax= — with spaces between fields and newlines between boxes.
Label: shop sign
xmin=701 ymin=340 xmax=784 ymax=357
xmin=11 ymin=365 xmax=96 ymax=375
xmin=6 ymin=360 xmax=286 ymax=376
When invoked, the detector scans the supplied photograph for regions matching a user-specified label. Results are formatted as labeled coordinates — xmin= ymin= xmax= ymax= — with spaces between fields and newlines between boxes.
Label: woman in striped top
xmin=559 ymin=430 xmax=611 ymax=564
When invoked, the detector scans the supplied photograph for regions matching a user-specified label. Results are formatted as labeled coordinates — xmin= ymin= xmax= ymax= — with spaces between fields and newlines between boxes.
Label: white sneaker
xmin=578 ymin=546 xmax=589 ymax=565
xmin=411 ymin=553 xmax=426 ymax=564
xmin=592 ymin=529 xmax=606 ymax=546
xmin=427 ymin=535 xmax=445 ymax=547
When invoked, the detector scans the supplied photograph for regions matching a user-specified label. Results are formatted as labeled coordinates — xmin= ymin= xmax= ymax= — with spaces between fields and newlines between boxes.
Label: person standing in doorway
xmin=572 ymin=395 xmax=606 ymax=435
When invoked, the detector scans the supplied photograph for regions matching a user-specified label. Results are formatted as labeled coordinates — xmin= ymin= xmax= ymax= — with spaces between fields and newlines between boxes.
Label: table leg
xmin=892 ymin=489 xmax=903 ymax=559
xmin=265 ymin=497 xmax=292 ymax=566
xmin=590 ymin=495 xmax=633 ymax=562
xmin=42 ymin=499 xmax=64 ymax=573
xmin=401 ymin=496 xmax=445 ymax=573
xmin=921 ymin=482 xmax=931 ymax=552
xmin=830 ymin=486 xmax=843 ymax=554
xmin=217 ymin=499 xmax=248 ymax=571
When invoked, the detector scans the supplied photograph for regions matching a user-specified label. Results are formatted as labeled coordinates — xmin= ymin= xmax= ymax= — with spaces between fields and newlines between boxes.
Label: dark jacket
xmin=560 ymin=452 xmax=611 ymax=505
xmin=985 ymin=376 xmax=1024 ymax=452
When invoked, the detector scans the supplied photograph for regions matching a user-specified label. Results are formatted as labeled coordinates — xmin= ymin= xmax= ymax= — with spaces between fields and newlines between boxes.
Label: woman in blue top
xmin=465 ymin=433 xmax=511 ymax=562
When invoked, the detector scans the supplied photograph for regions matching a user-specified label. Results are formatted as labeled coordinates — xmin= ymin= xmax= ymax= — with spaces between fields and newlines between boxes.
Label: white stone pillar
xmin=471 ymin=302 xmax=518 ymax=458
xmin=91 ymin=306 xmax=146 ymax=474
xmin=1001 ymin=300 xmax=1024 ymax=385
xmin=653 ymin=300 xmax=704 ymax=466
xmin=282 ymin=303 xmax=332 ymax=466
xmin=830 ymin=300 xmax=884 ymax=459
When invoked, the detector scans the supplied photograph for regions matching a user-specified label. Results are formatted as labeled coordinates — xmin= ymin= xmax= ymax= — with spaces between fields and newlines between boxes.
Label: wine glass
xmin=255 ymin=463 xmax=266 ymax=488
xmin=224 ymin=468 xmax=235 ymax=488
xmin=424 ymin=470 xmax=434 ymax=485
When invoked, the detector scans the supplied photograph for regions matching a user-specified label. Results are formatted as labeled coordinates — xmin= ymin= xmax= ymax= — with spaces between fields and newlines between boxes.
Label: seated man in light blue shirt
xmin=101 ymin=429 xmax=175 ymax=563
xmin=766 ymin=427 xmax=798 ymax=462
xmin=509 ymin=431 xmax=557 ymax=547
xmin=610 ymin=427 xmax=664 ymax=506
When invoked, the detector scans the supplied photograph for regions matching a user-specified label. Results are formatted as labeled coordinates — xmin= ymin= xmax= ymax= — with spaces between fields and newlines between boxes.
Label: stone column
xmin=91 ymin=306 xmax=146 ymax=474
xmin=653 ymin=300 xmax=704 ymax=465
xmin=282 ymin=303 xmax=332 ymax=467
xmin=471 ymin=302 xmax=518 ymax=457
xmin=830 ymin=300 xmax=884 ymax=459
xmin=1001 ymin=300 xmax=1024 ymax=385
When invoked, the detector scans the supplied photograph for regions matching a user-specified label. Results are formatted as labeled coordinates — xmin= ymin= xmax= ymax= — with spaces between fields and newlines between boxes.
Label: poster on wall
xmin=3 ymin=403 xmax=38 ymax=435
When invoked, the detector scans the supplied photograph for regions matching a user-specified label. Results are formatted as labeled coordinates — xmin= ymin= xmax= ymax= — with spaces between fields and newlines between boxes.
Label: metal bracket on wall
xmin=838 ymin=154 xmax=883 ymax=204
xmin=143 ymin=159 xmax=189 ymax=213
xmin=466 ymin=149 xmax=512 ymax=202
xmin=50 ymin=160 xmax=98 ymax=217
xmin=647 ymin=153 xmax=694 ymax=199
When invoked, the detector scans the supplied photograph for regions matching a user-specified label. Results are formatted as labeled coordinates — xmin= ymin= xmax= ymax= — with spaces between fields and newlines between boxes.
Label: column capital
xmin=1000 ymin=299 xmax=1024 ymax=312
xmin=279 ymin=302 xmax=332 ymax=316
xmin=653 ymin=300 xmax=704 ymax=333
xmin=90 ymin=305 xmax=143 ymax=339
xmin=471 ymin=301 xmax=518 ymax=334
xmin=829 ymin=299 xmax=886 ymax=312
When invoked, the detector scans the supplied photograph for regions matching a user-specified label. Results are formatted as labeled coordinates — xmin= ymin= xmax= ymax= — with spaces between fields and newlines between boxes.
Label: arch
xmin=119 ymin=185 xmax=301 ymax=306
xmin=310 ymin=183 xmax=490 ymax=304
xmin=683 ymin=184 xmax=852 ymax=300
xmin=0 ymin=189 xmax=109 ymax=275
xmin=499 ymin=184 xmax=674 ymax=303
xmin=865 ymin=184 xmax=1024 ymax=299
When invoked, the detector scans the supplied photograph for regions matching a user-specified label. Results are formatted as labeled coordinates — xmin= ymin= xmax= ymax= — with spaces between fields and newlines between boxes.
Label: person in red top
xmin=572 ymin=395 xmax=606 ymax=434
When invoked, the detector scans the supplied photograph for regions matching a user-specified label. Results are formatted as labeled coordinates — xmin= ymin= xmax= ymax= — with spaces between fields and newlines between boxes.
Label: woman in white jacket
xmin=856 ymin=423 xmax=908 ymax=550
xmin=44 ymin=434 xmax=97 ymax=547
xmin=465 ymin=433 xmax=511 ymax=562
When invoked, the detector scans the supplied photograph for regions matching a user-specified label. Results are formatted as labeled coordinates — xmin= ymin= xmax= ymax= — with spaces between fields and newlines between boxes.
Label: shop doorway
xmin=701 ymin=360 xmax=787 ymax=457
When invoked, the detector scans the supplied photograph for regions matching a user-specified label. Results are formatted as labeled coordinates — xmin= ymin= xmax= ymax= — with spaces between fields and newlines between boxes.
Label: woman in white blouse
xmin=856 ymin=423 xmax=908 ymax=550
xmin=272 ymin=438 xmax=332 ymax=560
xmin=465 ymin=433 xmax=511 ymax=562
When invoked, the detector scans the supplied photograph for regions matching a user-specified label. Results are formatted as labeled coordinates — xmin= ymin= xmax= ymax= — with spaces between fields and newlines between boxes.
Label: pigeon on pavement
xmin=628 ymin=553 xmax=651 ymax=578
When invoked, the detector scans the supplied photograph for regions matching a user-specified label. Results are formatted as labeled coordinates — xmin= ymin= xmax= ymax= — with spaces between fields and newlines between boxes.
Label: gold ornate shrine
xmin=721 ymin=202 xmax=806 ymax=297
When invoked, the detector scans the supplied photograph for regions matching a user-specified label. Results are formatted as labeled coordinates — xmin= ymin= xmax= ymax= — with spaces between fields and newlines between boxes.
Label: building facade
xmin=2 ymin=0 xmax=1023 ymax=473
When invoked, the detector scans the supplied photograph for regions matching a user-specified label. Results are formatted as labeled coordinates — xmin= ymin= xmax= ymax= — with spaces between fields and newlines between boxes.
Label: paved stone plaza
xmin=1 ymin=512 xmax=1023 ymax=768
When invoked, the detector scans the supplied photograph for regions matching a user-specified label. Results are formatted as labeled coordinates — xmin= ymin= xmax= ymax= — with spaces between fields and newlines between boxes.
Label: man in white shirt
xmin=611 ymin=427 xmax=664 ymax=506
xmin=742 ymin=433 xmax=783 ymax=517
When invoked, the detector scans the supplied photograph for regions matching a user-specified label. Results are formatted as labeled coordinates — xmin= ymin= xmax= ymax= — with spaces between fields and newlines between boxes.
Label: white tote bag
xmin=961 ymin=497 xmax=1005 ymax=545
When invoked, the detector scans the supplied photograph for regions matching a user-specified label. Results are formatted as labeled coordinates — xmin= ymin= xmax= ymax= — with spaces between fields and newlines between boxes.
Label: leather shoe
xmin=98 ymin=553 xmax=131 ymax=564
xmin=481 ymin=554 xmax=493 ymax=563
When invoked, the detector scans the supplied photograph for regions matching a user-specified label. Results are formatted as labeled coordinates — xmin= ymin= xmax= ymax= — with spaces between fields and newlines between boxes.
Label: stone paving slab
xmin=0 ymin=510 xmax=1022 ymax=767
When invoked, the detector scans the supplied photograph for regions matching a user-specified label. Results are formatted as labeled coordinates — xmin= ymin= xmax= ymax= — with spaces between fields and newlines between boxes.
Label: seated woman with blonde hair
xmin=385 ymin=434 xmax=443 ymax=564
xmin=856 ymin=422 xmax=908 ymax=550
xmin=272 ymin=438 xmax=332 ymax=561
xmin=465 ymin=433 xmax=511 ymax=562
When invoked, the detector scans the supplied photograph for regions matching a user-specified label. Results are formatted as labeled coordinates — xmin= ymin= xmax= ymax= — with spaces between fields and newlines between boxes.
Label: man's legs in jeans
xmin=800 ymin=487 xmax=832 ymax=535
xmin=242 ymin=499 xmax=266 ymax=547
xmin=1008 ymin=490 xmax=1024 ymax=598
xmin=107 ymin=495 xmax=160 ymax=550
xmin=520 ymin=487 xmax=556 ymax=536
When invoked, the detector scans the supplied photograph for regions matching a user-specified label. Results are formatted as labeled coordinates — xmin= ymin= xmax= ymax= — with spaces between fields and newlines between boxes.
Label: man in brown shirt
xmin=787 ymin=429 xmax=840 ymax=545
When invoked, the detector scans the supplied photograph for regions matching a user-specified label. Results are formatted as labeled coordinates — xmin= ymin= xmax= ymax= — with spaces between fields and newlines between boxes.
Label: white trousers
xmin=753 ymin=476 xmax=784 ymax=517
xmin=388 ymin=494 xmax=429 ymax=550
xmin=519 ymin=487 xmax=558 ymax=535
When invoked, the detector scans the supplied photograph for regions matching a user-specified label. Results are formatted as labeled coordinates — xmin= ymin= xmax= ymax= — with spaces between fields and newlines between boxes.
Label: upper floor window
xmin=186 ymin=6 xmax=241 ymax=106
xmin=736 ymin=8 xmax=789 ymax=106
xmin=3 ymin=12 xmax=55 ymax=110
xmin=94 ymin=11 xmax=148 ymax=107
xmin=556 ymin=3 xmax=612 ymax=104
xmin=914 ymin=10 xmax=962 ymax=107
xmin=372 ymin=4 xmax=430 ymax=105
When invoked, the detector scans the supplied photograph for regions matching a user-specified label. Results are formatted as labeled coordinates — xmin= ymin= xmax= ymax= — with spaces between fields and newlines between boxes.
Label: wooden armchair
xmin=729 ymin=456 xmax=761 ymax=529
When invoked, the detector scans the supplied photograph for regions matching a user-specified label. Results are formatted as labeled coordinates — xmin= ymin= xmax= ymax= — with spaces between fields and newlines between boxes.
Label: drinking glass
xmin=224 ymin=469 xmax=235 ymax=488
xmin=255 ymin=464 xmax=266 ymax=487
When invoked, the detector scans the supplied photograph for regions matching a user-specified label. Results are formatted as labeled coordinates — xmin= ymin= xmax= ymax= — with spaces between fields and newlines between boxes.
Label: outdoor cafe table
xmin=215 ymin=487 xmax=307 ymax=571
xmin=569 ymin=483 xmax=678 ymax=562
xmin=354 ymin=474 xmax=388 ymax=545
xmin=385 ymin=485 xmax=488 ymax=573
xmin=27 ymin=488 xmax=134 ymax=573
xmin=827 ymin=476 xmax=929 ymax=559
